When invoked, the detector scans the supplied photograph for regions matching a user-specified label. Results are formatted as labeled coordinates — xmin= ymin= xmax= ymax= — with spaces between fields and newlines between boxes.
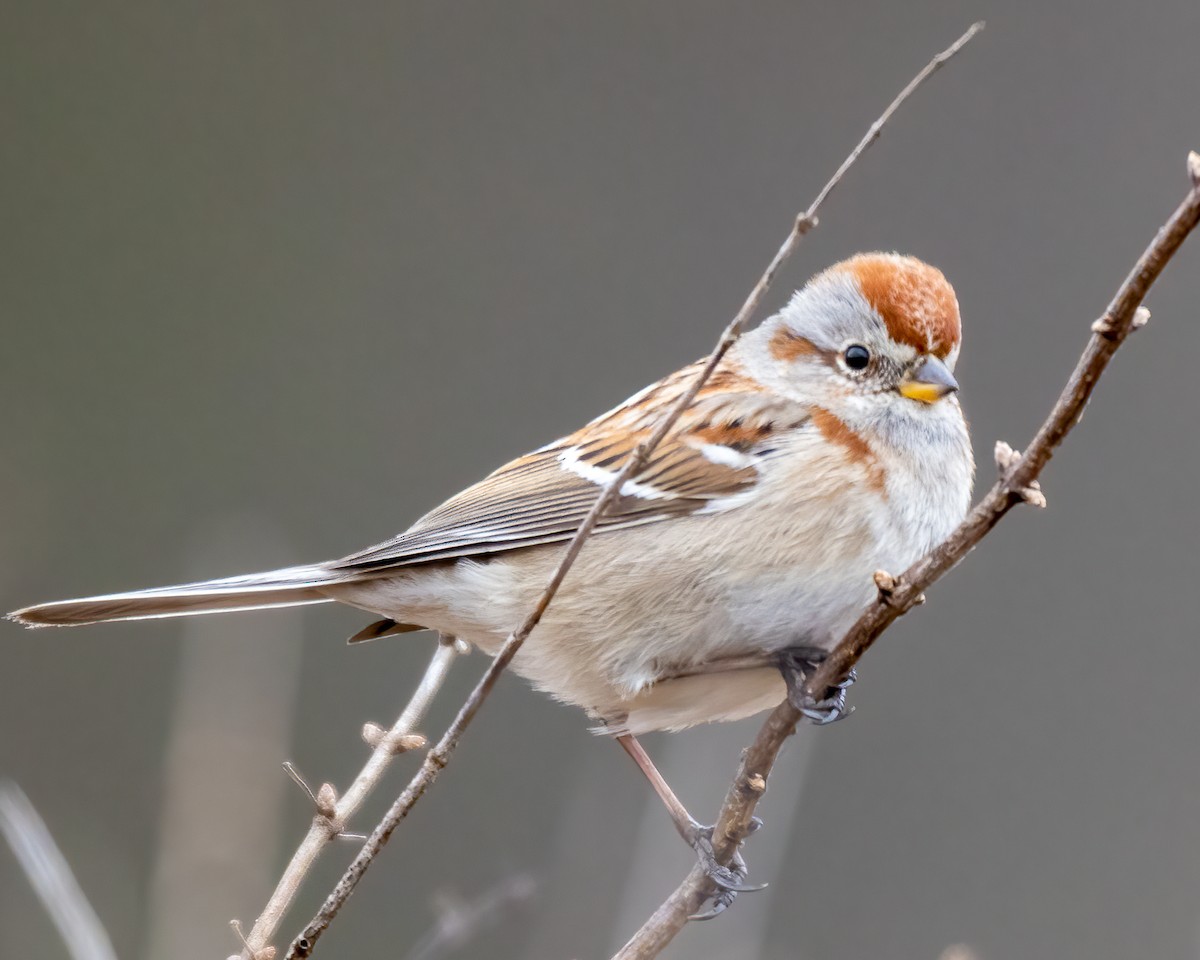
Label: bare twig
xmin=234 ymin=635 xmax=462 ymax=960
xmin=612 ymin=156 xmax=1200 ymax=960
xmin=0 ymin=781 xmax=118 ymax=960
xmin=283 ymin=21 xmax=985 ymax=960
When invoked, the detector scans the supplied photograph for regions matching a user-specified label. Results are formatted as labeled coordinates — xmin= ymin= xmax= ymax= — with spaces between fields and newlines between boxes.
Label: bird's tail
xmin=7 ymin=564 xmax=353 ymax=628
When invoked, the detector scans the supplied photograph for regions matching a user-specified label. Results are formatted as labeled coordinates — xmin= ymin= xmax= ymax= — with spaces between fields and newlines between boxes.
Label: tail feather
xmin=8 ymin=564 xmax=348 ymax=628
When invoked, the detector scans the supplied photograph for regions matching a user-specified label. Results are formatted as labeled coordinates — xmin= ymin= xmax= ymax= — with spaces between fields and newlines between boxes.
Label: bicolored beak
xmin=898 ymin=355 xmax=959 ymax=404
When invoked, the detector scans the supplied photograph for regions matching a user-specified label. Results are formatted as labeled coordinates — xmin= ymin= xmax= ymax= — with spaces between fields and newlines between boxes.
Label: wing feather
xmin=335 ymin=359 xmax=809 ymax=571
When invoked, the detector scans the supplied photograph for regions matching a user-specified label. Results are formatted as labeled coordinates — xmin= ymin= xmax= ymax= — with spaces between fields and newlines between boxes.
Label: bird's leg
xmin=616 ymin=733 xmax=764 ymax=919
xmin=778 ymin=645 xmax=856 ymax=725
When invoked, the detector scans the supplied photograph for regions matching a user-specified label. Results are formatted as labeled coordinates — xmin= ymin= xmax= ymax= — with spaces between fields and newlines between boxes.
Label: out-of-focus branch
xmin=234 ymin=635 xmax=464 ymax=960
xmin=402 ymin=872 xmax=536 ymax=960
xmin=140 ymin=525 xmax=304 ymax=960
xmin=938 ymin=946 xmax=982 ymax=960
xmin=612 ymin=153 xmax=1200 ymax=960
xmin=0 ymin=781 xmax=118 ymax=960
xmin=283 ymin=21 xmax=985 ymax=960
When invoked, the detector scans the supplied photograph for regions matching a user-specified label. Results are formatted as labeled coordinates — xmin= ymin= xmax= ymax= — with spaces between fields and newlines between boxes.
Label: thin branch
xmin=612 ymin=155 xmax=1200 ymax=960
xmin=283 ymin=21 xmax=985 ymax=960
xmin=234 ymin=635 xmax=463 ymax=960
xmin=0 ymin=781 xmax=118 ymax=960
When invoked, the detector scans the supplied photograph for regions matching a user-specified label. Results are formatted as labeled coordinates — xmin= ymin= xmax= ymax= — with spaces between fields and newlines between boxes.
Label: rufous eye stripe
xmin=769 ymin=328 xmax=822 ymax=362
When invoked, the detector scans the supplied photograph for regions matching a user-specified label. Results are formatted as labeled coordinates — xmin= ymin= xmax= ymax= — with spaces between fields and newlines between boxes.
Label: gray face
xmin=768 ymin=274 xmax=961 ymax=441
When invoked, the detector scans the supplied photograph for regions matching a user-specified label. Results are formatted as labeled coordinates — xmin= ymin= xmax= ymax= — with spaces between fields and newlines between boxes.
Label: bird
xmin=9 ymin=252 xmax=974 ymax=911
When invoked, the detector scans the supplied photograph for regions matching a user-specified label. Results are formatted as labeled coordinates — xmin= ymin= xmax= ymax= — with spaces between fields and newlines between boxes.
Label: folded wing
xmin=336 ymin=359 xmax=808 ymax=570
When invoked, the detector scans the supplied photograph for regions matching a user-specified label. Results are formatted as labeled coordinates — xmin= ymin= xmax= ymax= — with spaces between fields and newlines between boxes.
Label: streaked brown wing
xmin=334 ymin=360 xmax=809 ymax=571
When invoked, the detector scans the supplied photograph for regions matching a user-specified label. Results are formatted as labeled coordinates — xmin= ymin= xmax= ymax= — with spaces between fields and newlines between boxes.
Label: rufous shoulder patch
xmin=690 ymin=418 xmax=775 ymax=453
xmin=693 ymin=364 xmax=770 ymax=399
xmin=832 ymin=253 xmax=960 ymax=359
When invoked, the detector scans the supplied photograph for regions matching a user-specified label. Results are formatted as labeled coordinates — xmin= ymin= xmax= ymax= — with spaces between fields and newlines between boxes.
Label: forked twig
xmin=283 ymin=22 xmax=985 ymax=959
xmin=234 ymin=636 xmax=463 ymax=960
xmin=612 ymin=155 xmax=1200 ymax=959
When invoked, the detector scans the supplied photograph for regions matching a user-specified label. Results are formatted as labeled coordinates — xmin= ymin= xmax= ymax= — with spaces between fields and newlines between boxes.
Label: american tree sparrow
xmin=11 ymin=252 xmax=974 ymax=905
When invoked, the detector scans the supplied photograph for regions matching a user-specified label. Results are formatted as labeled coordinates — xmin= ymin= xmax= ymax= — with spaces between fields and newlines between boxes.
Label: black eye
xmin=843 ymin=344 xmax=871 ymax=370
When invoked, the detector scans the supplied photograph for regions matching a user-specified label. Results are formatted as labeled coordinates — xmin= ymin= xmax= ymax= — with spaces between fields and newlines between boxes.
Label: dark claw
xmin=832 ymin=668 xmax=858 ymax=690
xmin=688 ymin=851 xmax=757 ymax=919
xmin=689 ymin=885 xmax=737 ymax=921
xmin=692 ymin=832 xmax=762 ymax=892
xmin=685 ymin=821 xmax=767 ymax=920
xmin=779 ymin=647 xmax=857 ymax=725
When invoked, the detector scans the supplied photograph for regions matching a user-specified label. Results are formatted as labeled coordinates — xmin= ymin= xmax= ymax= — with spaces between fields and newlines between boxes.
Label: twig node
xmin=994 ymin=441 xmax=1047 ymax=507
xmin=994 ymin=440 xmax=1021 ymax=473
xmin=230 ymin=919 xmax=276 ymax=960
xmin=1017 ymin=481 xmax=1048 ymax=508
xmin=874 ymin=569 xmax=913 ymax=608
xmin=361 ymin=722 xmax=427 ymax=754
xmin=1090 ymin=314 xmax=1118 ymax=338
xmin=315 ymin=783 xmax=338 ymax=819
xmin=1092 ymin=306 xmax=1149 ymax=339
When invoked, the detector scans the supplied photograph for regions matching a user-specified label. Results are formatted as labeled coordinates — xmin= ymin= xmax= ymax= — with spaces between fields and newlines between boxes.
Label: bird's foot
xmin=685 ymin=817 xmax=766 ymax=920
xmin=779 ymin=646 xmax=856 ymax=725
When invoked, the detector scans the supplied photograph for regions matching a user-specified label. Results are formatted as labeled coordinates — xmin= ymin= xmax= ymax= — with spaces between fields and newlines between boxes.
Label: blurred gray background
xmin=3 ymin=2 xmax=1199 ymax=959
